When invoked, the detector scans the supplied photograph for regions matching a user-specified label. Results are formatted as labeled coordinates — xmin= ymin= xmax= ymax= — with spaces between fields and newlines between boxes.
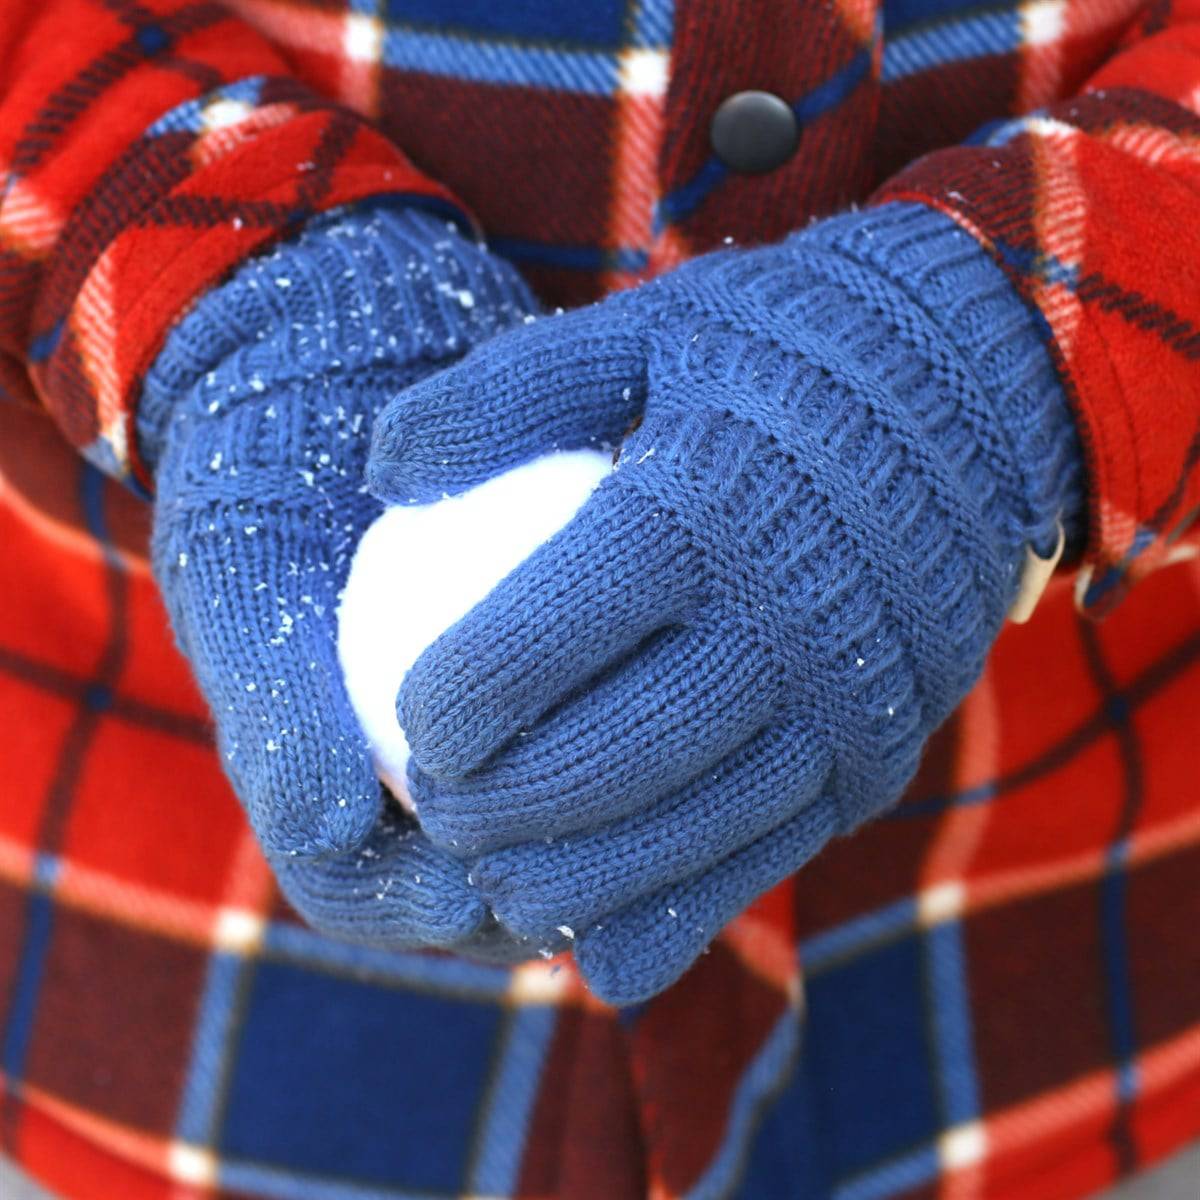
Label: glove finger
xmin=270 ymin=806 xmax=488 ymax=947
xmin=368 ymin=304 xmax=646 ymax=505
xmin=473 ymin=712 xmax=829 ymax=938
xmin=572 ymin=798 xmax=841 ymax=1006
xmin=399 ymin=483 xmax=706 ymax=779
xmin=168 ymin=534 xmax=384 ymax=859
xmin=411 ymin=620 xmax=777 ymax=855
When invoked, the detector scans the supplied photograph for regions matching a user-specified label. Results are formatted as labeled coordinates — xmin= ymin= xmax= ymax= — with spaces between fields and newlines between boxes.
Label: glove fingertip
xmin=317 ymin=789 xmax=384 ymax=855
xmin=366 ymin=403 xmax=512 ymax=507
xmin=364 ymin=450 xmax=429 ymax=507
xmin=400 ymin=880 xmax=490 ymax=945
xmin=365 ymin=395 xmax=428 ymax=505
xmin=398 ymin=654 xmax=497 ymax=781
xmin=574 ymin=929 xmax=695 ymax=1008
xmin=254 ymin=773 xmax=382 ymax=859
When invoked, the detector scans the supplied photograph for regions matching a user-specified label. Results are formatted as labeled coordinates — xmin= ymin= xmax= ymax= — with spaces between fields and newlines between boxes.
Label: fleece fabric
xmin=2 ymin=2 xmax=1199 ymax=1198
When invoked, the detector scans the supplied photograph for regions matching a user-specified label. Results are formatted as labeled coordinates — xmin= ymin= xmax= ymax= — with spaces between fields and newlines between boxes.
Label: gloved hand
xmin=367 ymin=202 xmax=1087 ymax=1002
xmin=140 ymin=203 xmax=541 ymax=950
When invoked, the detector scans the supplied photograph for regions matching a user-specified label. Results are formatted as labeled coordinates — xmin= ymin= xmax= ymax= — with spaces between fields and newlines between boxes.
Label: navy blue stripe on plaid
xmin=884 ymin=630 xmax=1200 ymax=821
xmin=881 ymin=7 xmax=1026 ymax=83
xmin=1 ymin=463 xmax=129 ymax=1148
xmin=369 ymin=0 xmax=675 ymax=95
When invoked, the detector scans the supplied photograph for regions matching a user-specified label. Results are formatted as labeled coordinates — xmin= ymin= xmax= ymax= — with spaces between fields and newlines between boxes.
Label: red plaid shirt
xmin=1 ymin=3 xmax=1198 ymax=1199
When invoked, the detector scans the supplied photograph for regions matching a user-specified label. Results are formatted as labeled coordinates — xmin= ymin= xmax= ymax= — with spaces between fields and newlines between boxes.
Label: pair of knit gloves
xmin=140 ymin=199 xmax=1083 ymax=1005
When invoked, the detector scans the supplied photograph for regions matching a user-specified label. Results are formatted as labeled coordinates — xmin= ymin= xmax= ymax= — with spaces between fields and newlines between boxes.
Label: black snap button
xmin=710 ymin=91 xmax=799 ymax=174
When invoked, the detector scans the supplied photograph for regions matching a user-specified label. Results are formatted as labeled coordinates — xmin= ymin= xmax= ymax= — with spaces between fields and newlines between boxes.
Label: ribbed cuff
xmin=797 ymin=202 xmax=1086 ymax=558
xmin=138 ymin=202 xmax=536 ymax=477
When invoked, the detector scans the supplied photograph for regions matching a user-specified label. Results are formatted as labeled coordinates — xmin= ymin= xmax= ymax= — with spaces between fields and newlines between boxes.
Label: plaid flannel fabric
xmin=878 ymin=0 xmax=1200 ymax=613
xmin=235 ymin=0 xmax=1199 ymax=608
xmin=2 ymin=404 xmax=1198 ymax=1200
xmin=0 ymin=405 xmax=800 ymax=1200
xmin=1 ymin=0 xmax=1199 ymax=1197
xmin=0 ymin=0 xmax=467 ymax=492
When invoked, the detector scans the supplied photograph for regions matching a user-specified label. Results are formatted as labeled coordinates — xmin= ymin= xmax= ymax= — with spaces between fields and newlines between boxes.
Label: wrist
xmin=795 ymin=202 xmax=1086 ymax=560
xmin=139 ymin=203 xmax=536 ymax=476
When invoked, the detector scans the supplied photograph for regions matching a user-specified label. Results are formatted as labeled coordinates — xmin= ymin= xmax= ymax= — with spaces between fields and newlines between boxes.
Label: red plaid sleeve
xmin=876 ymin=0 xmax=1200 ymax=615
xmin=0 ymin=0 xmax=470 ymax=493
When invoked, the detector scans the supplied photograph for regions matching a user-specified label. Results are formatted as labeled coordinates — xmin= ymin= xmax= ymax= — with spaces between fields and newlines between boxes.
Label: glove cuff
xmin=138 ymin=203 xmax=536 ymax=476
xmin=797 ymin=201 xmax=1086 ymax=559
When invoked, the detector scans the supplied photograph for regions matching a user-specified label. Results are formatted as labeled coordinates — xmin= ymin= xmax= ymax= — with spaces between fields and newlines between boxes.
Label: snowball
xmin=338 ymin=450 xmax=613 ymax=812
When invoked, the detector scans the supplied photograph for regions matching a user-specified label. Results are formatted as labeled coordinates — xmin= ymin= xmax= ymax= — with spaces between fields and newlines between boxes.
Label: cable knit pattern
xmin=368 ymin=201 xmax=1085 ymax=1004
xmin=141 ymin=203 xmax=536 ymax=948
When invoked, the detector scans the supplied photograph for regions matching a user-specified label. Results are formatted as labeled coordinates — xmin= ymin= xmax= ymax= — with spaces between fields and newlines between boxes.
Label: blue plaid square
xmin=383 ymin=0 xmax=629 ymax=47
xmin=220 ymin=958 xmax=506 ymax=1192
xmin=803 ymin=934 xmax=941 ymax=1174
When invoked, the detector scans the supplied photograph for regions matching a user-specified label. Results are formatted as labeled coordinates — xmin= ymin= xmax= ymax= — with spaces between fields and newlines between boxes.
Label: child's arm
xmin=877 ymin=0 xmax=1200 ymax=613
xmin=0 ymin=0 xmax=463 ymax=490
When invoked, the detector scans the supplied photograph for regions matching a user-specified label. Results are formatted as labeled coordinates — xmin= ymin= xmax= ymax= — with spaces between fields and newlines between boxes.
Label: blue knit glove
xmin=367 ymin=203 xmax=1086 ymax=1002
xmin=140 ymin=204 xmax=538 ymax=949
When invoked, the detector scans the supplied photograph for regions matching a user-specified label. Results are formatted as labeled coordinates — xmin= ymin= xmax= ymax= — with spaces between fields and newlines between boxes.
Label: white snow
xmin=338 ymin=449 xmax=612 ymax=812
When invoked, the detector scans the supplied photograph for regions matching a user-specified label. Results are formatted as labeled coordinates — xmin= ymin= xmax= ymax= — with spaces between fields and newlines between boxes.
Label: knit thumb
xmin=367 ymin=302 xmax=647 ymax=504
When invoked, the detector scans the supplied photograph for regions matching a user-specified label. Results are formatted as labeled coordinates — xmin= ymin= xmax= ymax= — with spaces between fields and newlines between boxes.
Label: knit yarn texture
xmin=369 ymin=202 xmax=1085 ymax=1003
xmin=141 ymin=204 xmax=538 ymax=950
